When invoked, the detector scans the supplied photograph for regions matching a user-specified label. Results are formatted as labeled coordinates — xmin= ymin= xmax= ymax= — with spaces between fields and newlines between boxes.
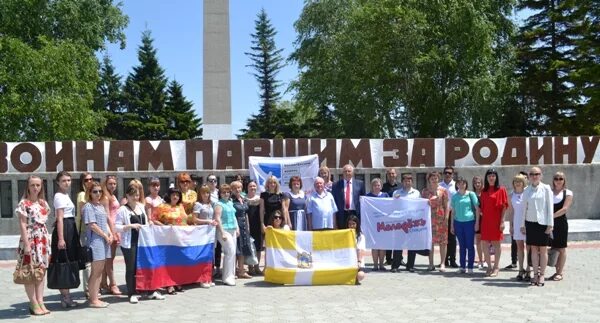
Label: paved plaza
xmin=1 ymin=242 xmax=599 ymax=322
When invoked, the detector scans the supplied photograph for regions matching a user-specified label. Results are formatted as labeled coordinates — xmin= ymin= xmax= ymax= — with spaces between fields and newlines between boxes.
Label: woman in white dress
xmin=507 ymin=174 xmax=528 ymax=281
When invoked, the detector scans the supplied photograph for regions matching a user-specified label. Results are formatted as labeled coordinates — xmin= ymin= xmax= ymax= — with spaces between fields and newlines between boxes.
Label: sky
xmin=104 ymin=0 xmax=304 ymax=138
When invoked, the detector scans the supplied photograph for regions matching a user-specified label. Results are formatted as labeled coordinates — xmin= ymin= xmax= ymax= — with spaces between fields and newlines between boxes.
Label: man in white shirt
xmin=390 ymin=174 xmax=421 ymax=272
xmin=332 ymin=164 xmax=366 ymax=229
xmin=439 ymin=166 xmax=458 ymax=268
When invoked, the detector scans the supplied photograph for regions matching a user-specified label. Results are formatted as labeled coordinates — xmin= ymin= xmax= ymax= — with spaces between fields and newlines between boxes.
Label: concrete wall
xmin=1 ymin=164 xmax=598 ymax=235
xmin=203 ymin=0 xmax=232 ymax=139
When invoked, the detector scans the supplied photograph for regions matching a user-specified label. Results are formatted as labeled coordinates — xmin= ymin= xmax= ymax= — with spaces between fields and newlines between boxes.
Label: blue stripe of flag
xmin=136 ymin=243 xmax=214 ymax=270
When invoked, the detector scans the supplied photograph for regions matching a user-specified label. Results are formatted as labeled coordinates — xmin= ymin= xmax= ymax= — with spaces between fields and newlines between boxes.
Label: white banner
xmin=360 ymin=196 xmax=432 ymax=250
xmin=248 ymin=155 xmax=319 ymax=193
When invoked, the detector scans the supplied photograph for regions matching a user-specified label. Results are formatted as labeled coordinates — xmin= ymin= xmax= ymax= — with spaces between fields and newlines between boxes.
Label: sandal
xmin=552 ymin=274 xmax=563 ymax=281
xmin=110 ymin=284 xmax=122 ymax=295
xmin=538 ymin=274 xmax=545 ymax=287
xmin=490 ymin=268 xmax=499 ymax=277
xmin=89 ymin=301 xmax=109 ymax=308
xmin=516 ymin=270 xmax=525 ymax=281
xmin=166 ymin=287 xmax=177 ymax=295
xmin=426 ymin=266 xmax=436 ymax=272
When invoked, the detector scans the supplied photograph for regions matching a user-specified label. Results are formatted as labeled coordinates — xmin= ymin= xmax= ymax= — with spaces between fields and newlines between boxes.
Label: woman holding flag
xmin=116 ymin=184 xmax=165 ymax=303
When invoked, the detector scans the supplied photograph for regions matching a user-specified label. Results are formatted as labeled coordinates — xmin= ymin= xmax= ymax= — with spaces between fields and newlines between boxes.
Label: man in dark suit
xmin=332 ymin=164 xmax=366 ymax=229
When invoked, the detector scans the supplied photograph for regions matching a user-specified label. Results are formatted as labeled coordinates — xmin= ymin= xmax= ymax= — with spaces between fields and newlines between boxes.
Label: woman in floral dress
xmin=421 ymin=171 xmax=449 ymax=272
xmin=16 ymin=175 xmax=51 ymax=315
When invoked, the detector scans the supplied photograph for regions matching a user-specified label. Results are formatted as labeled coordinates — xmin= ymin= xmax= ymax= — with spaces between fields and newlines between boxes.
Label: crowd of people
xmin=14 ymin=165 xmax=573 ymax=315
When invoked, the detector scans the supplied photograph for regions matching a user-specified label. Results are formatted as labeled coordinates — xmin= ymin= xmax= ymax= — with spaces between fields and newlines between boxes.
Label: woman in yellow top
xmin=152 ymin=187 xmax=190 ymax=294
xmin=177 ymin=172 xmax=197 ymax=216
xmin=153 ymin=187 xmax=190 ymax=226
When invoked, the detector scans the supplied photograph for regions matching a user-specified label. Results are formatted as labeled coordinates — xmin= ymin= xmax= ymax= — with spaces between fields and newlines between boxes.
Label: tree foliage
xmin=121 ymin=30 xmax=169 ymax=140
xmin=291 ymin=0 xmax=517 ymax=138
xmin=0 ymin=37 xmax=103 ymax=141
xmin=0 ymin=0 xmax=128 ymax=51
xmin=164 ymin=80 xmax=203 ymax=139
xmin=0 ymin=0 xmax=128 ymax=141
xmin=516 ymin=0 xmax=599 ymax=135
xmin=239 ymin=8 xmax=286 ymax=139
xmin=93 ymin=54 xmax=124 ymax=139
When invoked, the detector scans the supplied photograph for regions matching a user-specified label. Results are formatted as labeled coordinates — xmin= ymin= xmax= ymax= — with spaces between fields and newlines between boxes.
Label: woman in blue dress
xmin=366 ymin=178 xmax=389 ymax=271
xmin=283 ymin=176 xmax=307 ymax=231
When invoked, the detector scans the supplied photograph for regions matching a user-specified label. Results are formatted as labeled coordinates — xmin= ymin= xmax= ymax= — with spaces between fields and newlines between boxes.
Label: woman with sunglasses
xmin=77 ymin=172 xmax=94 ymax=298
xmin=478 ymin=168 xmax=508 ymax=277
xmin=267 ymin=210 xmax=289 ymax=230
xmin=99 ymin=175 xmax=122 ymax=295
xmin=521 ymin=166 xmax=553 ymax=286
xmin=177 ymin=172 xmax=197 ymax=216
xmin=50 ymin=171 xmax=81 ymax=308
xmin=83 ymin=181 xmax=113 ymax=308
xmin=549 ymin=171 xmax=573 ymax=282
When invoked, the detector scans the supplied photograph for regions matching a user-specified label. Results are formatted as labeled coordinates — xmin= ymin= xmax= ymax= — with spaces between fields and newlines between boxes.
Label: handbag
xmin=47 ymin=249 xmax=81 ymax=290
xmin=244 ymin=237 xmax=259 ymax=266
xmin=13 ymin=256 xmax=44 ymax=285
xmin=80 ymin=246 xmax=93 ymax=265
xmin=78 ymin=213 xmax=92 ymax=269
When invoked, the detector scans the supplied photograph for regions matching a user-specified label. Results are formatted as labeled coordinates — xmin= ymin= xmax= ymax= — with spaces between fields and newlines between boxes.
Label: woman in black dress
xmin=246 ymin=180 xmax=262 ymax=275
xmin=549 ymin=171 xmax=573 ymax=282
xmin=259 ymin=176 xmax=288 ymax=230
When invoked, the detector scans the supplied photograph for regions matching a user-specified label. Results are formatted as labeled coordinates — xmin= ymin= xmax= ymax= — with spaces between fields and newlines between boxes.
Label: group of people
xmin=14 ymin=165 xmax=573 ymax=315
xmin=367 ymin=166 xmax=572 ymax=288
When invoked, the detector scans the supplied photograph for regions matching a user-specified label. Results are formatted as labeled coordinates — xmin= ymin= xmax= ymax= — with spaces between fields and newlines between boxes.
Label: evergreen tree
xmin=121 ymin=30 xmax=168 ymax=139
xmin=516 ymin=0 xmax=599 ymax=135
xmin=239 ymin=8 xmax=285 ymax=138
xmin=164 ymin=79 xmax=203 ymax=139
xmin=93 ymin=54 xmax=124 ymax=139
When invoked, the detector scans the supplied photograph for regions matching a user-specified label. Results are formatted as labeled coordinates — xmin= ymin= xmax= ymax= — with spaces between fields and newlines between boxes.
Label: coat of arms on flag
xmin=264 ymin=228 xmax=358 ymax=285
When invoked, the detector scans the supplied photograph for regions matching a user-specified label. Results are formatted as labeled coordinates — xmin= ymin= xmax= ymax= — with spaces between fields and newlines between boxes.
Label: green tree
xmin=0 ymin=0 xmax=128 ymax=51
xmin=121 ymin=30 xmax=168 ymax=140
xmin=93 ymin=54 xmax=124 ymax=139
xmin=164 ymin=79 xmax=203 ymax=139
xmin=0 ymin=37 xmax=103 ymax=141
xmin=516 ymin=0 xmax=599 ymax=135
xmin=291 ymin=0 xmax=516 ymax=138
xmin=0 ymin=0 xmax=128 ymax=141
xmin=240 ymin=8 xmax=285 ymax=139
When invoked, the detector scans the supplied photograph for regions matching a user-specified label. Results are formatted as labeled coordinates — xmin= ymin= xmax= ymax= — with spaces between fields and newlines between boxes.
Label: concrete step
xmin=2 ymin=219 xmax=599 ymax=260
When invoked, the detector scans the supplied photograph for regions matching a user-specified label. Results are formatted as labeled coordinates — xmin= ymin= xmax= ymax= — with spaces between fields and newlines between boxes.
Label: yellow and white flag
xmin=264 ymin=228 xmax=358 ymax=285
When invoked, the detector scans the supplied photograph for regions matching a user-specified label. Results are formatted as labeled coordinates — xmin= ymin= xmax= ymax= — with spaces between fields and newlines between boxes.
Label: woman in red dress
xmin=421 ymin=171 xmax=449 ymax=272
xmin=477 ymin=168 xmax=508 ymax=277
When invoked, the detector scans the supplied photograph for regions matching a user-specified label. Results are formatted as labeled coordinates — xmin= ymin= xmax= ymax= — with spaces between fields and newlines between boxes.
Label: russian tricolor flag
xmin=135 ymin=225 xmax=215 ymax=290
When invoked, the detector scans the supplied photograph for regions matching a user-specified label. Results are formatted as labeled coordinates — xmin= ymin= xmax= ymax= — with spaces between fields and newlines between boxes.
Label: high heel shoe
xmin=29 ymin=304 xmax=44 ymax=316
xmin=530 ymin=275 xmax=538 ymax=286
xmin=537 ymin=274 xmax=545 ymax=287
xmin=109 ymin=284 xmax=122 ymax=295
xmin=39 ymin=303 xmax=51 ymax=315
xmin=60 ymin=294 xmax=79 ymax=308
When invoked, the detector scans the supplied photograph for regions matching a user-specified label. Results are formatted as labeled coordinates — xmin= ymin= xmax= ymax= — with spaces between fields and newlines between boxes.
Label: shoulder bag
xmin=47 ymin=249 xmax=81 ymax=289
